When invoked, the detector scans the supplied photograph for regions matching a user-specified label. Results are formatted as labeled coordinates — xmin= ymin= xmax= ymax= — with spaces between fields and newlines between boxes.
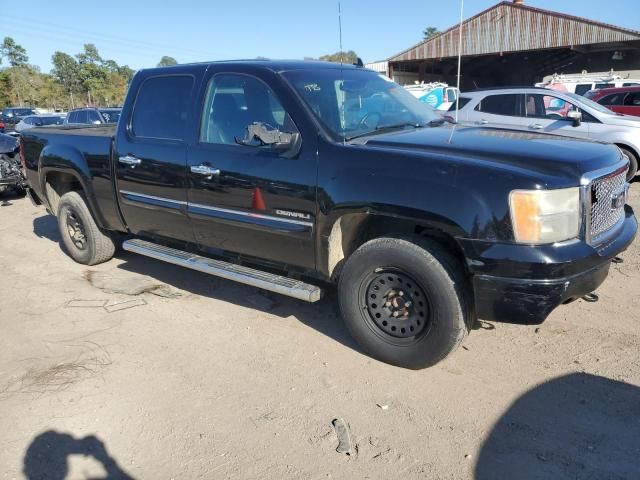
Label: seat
xmin=208 ymin=94 xmax=247 ymax=144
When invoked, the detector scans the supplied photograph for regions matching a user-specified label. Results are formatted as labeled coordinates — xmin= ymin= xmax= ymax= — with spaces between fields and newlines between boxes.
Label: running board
xmin=122 ymin=239 xmax=323 ymax=303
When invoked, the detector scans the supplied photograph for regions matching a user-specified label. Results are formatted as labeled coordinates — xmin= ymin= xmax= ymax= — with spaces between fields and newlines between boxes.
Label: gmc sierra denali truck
xmin=21 ymin=61 xmax=637 ymax=369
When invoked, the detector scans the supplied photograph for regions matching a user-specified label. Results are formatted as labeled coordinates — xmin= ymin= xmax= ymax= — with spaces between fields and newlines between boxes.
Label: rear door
xmin=186 ymin=69 xmax=318 ymax=269
xmin=114 ymin=72 xmax=200 ymax=243
xmin=620 ymin=92 xmax=640 ymax=116
xmin=468 ymin=93 xmax=525 ymax=130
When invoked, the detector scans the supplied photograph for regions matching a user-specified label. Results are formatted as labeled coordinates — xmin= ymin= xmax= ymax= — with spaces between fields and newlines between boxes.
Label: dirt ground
xmin=1 ymin=186 xmax=639 ymax=480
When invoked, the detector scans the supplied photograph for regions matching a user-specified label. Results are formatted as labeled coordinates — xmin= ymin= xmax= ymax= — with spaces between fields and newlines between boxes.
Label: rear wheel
xmin=57 ymin=191 xmax=115 ymax=265
xmin=619 ymin=146 xmax=638 ymax=181
xmin=338 ymin=236 xmax=472 ymax=369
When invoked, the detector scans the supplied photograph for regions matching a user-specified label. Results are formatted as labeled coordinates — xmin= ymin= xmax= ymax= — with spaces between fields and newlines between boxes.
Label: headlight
xmin=509 ymin=188 xmax=581 ymax=244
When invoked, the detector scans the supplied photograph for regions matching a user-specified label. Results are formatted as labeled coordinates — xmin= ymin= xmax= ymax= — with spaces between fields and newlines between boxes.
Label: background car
xmin=0 ymin=107 xmax=38 ymax=133
xmin=14 ymin=114 xmax=65 ymax=133
xmin=584 ymin=86 xmax=640 ymax=117
xmin=449 ymin=87 xmax=640 ymax=180
xmin=64 ymin=107 xmax=121 ymax=125
xmin=404 ymin=82 xmax=459 ymax=111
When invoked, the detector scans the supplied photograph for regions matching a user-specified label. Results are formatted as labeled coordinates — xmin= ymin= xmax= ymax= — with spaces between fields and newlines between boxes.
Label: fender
xmin=39 ymin=143 xmax=111 ymax=230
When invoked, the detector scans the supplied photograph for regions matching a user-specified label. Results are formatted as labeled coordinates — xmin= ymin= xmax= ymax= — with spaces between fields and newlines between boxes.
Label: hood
xmin=357 ymin=125 xmax=623 ymax=184
xmin=0 ymin=133 xmax=19 ymax=154
xmin=600 ymin=113 xmax=640 ymax=128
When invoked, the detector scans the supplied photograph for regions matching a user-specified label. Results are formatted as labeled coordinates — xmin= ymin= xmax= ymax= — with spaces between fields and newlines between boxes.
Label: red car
xmin=585 ymin=86 xmax=640 ymax=117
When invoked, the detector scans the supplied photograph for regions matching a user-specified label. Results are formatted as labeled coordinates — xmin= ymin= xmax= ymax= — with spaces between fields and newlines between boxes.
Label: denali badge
xmin=276 ymin=209 xmax=312 ymax=220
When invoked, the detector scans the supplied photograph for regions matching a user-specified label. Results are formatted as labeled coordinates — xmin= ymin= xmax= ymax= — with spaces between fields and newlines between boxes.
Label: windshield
xmin=100 ymin=109 xmax=121 ymax=123
xmin=283 ymin=69 xmax=440 ymax=140
xmin=566 ymin=92 xmax=616 ymax=115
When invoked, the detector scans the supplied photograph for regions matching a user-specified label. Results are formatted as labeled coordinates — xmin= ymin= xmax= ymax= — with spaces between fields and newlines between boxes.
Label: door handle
xmin=190 ymin=165 xmax=221 ymax=178
xmin=529 ymin=124 xmax=544 ymax=130
xmin=479 ymin=119 xmax=489 ymax=125
xmin=119 ymin=155 xmax=142 ymax=166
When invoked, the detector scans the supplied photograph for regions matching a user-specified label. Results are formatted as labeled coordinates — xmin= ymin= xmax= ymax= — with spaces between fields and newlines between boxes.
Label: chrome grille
xmin=589 ymin=170 xmax=627 ymax=241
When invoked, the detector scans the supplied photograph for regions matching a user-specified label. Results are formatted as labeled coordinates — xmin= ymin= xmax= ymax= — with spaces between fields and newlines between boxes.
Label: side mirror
xmin=567 ymin=110 xmax=582 ymax=127
xmin=236 ymin=122 xmax=302 ymax=159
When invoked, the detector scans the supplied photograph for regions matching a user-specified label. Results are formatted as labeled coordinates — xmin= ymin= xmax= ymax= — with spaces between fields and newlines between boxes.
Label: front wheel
xmin=619 ymin=147 xmax=638 ymax=181
xmin=338 ymin=237 xmax=472 ymax=369
xmin=57 ymin=191 xmax=116 ymax=265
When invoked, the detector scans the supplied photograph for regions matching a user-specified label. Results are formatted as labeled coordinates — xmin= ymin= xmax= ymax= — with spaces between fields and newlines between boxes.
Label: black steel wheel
xmin=338 ymin=236 xmax=472 ymax=369
xmin=57 ymin=191 xmax=116 ymax=265
xmin=362 ymin=270 xmax=430 ymax=340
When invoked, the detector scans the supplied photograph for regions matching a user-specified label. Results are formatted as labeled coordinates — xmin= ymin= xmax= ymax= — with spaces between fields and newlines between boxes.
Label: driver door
xmin=186 ymin=71 xmax=317 ymax=269
xmin=520 ymin=93 xmax=590 ymax=139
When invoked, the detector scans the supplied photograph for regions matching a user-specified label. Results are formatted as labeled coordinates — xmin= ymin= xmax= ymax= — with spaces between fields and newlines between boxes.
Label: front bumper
xmin=459 ymin=206 xmax=637 ymax=324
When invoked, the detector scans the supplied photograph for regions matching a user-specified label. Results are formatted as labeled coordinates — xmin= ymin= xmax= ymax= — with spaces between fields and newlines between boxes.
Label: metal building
xmin=387 ymin=0 xmax=640 ymax=88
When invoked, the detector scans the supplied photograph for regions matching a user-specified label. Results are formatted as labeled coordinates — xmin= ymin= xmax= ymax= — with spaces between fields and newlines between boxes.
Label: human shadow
xmin=23 ymin=430 xmax=134 ymax=480
xmin=115 ymin=250 xmax=360 ymax=352
xmin=475 ymin=373 xmax=640 ymax=480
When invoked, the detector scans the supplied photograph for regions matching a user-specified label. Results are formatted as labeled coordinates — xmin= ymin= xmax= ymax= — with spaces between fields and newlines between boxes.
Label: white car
xmin=450 ymin=87 xmax=640 ymax=180
xmin=14 ymin=114 xmax=65 ymax=133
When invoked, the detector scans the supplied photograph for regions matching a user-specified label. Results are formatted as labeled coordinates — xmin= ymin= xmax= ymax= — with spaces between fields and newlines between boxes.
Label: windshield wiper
xmin=345 ymin=122 xmax=424 ymax=141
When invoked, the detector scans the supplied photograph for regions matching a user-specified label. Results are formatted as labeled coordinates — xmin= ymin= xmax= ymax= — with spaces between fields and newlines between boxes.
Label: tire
xmin=338 ymin=236 xmax=472 ymax=369
xmin=619 ymin=147 xmax=638 ymax=181
xmin=57 ymin=191 xmax=116 ymax=265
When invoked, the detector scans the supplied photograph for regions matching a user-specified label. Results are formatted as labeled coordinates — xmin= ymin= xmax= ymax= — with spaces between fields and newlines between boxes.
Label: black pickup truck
xmin=21 ymin=60 xmax=637 ymax=369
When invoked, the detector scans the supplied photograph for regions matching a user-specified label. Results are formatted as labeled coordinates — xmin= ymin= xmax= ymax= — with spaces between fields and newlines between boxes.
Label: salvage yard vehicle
xmin=14 ymin=114 xmax=65 ymax=133
xmin=0 ymin=133 xmax=25 ymax=196
xmin=0 ymin=107 xmax=37 ymax=134
xmin=585 ymin=86 xmax=640 ymax=117
xmin=404 ymin=82 xmax=459 ymax=110
xmin=536 ymin=72 xmax=640 ymax=96
xmin=64 ymin=107 xmax=121 ymax=125
xmin=451 ymin=87 xmax=640 ymax=181
xmin=20 ymin=61 xmax=637 ymax=369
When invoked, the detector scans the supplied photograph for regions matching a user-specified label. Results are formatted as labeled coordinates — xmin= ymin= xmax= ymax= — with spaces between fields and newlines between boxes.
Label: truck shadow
xmin=33 ymin=214 xmax=60 ymax=242
xmin=475 ymin=372 xmax=640 ymax=480
xmin=114 ymin=250 xmax=361 ymax=352
xmin=23 ymin=430 xmax=134 ymax=479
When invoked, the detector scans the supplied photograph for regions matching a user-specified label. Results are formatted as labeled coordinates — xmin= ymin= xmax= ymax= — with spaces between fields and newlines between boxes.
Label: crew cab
xmin=20 ymin=61 xmax=637 ymax=369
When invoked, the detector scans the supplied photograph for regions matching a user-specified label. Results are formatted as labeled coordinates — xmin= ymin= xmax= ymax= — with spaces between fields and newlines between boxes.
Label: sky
xmin=2 ymin=0 xmax=639 ymax=73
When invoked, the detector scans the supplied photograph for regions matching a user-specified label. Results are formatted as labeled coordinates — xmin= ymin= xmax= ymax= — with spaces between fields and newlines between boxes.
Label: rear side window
xmin=574 ymin=84 xmax=592 ymax=96
xmin=131 ymin=75 xmax=194 ymax=140
xmin=448 ymin=97 xmax=471 ymax=111
xmin=69 ymin=111 xmax=88 ymax=123
xmin=599 ymin=93 xmax=626 ymax=106
xmin=475 ymin=94 xmax=521 ymax=116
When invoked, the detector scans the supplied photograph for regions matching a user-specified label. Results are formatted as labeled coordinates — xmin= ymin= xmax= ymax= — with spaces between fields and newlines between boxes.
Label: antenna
xmin=338 ymin=1 xmax=343 ymax=64
xmin=455 ymin=0 xmax=464 ymax=123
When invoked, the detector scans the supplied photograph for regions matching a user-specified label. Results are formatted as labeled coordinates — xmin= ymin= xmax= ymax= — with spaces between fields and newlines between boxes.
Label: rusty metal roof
xmin=389 ymin=1 xmax=640 ymax=62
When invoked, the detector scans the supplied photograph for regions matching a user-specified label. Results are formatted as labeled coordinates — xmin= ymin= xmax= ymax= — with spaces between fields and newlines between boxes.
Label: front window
xmin=283 ymin=69 xmax=440 ymax=140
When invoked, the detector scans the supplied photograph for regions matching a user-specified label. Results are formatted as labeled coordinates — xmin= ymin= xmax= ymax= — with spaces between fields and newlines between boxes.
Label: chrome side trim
xmin=188 ymin=202 xmax=314 ymax=227
xmin=122 ymin=239 xmax=323 ymax=302
xmin=120 ymin=190 xmax=187 ymax=206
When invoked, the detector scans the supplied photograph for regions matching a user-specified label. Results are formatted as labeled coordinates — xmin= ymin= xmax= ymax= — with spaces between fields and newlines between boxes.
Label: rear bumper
xmin=460 ymin=206 xmax=637 ymax=324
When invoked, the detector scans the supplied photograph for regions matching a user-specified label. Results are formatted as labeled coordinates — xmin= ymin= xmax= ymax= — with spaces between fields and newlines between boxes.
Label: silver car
xmin=451 ymin=87 xmax=640 ymax=180
xmin=14 ymin=114 xmax=65 ymax=133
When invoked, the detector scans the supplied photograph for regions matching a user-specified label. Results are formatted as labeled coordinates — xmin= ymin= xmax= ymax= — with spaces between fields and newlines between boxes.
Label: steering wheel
xmin=358 ymin=112 xmax=381 ymax=130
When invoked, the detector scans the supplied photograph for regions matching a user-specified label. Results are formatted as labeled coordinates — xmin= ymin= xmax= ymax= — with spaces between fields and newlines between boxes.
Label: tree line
xmin=0 ymin=37 xmax=154 ymax=110
xmin=0 ymin=35 xmax=364 ymax=111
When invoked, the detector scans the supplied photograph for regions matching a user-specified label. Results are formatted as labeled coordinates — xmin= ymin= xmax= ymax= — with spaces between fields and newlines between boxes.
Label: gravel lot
xmin=1 ymin=185 xmax=639 ymax=479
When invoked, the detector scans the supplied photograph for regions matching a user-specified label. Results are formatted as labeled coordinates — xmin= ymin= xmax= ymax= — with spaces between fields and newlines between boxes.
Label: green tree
xmin=0 ymin=37 xmax=29 ymax=67
xmin=157 ymin=56 xmax=178 ymax=67
xmin=318 ymin=50 xmax=359 ymax=64
xmin=52 ymin=51 xmax=81 ymax=108
xmin=423 ymin=27 xmax=441 ymax=41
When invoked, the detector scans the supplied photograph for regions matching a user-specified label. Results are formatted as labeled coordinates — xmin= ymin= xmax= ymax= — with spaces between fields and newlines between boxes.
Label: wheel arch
xmin=324 ymin=211 xmax=469 ymax=282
